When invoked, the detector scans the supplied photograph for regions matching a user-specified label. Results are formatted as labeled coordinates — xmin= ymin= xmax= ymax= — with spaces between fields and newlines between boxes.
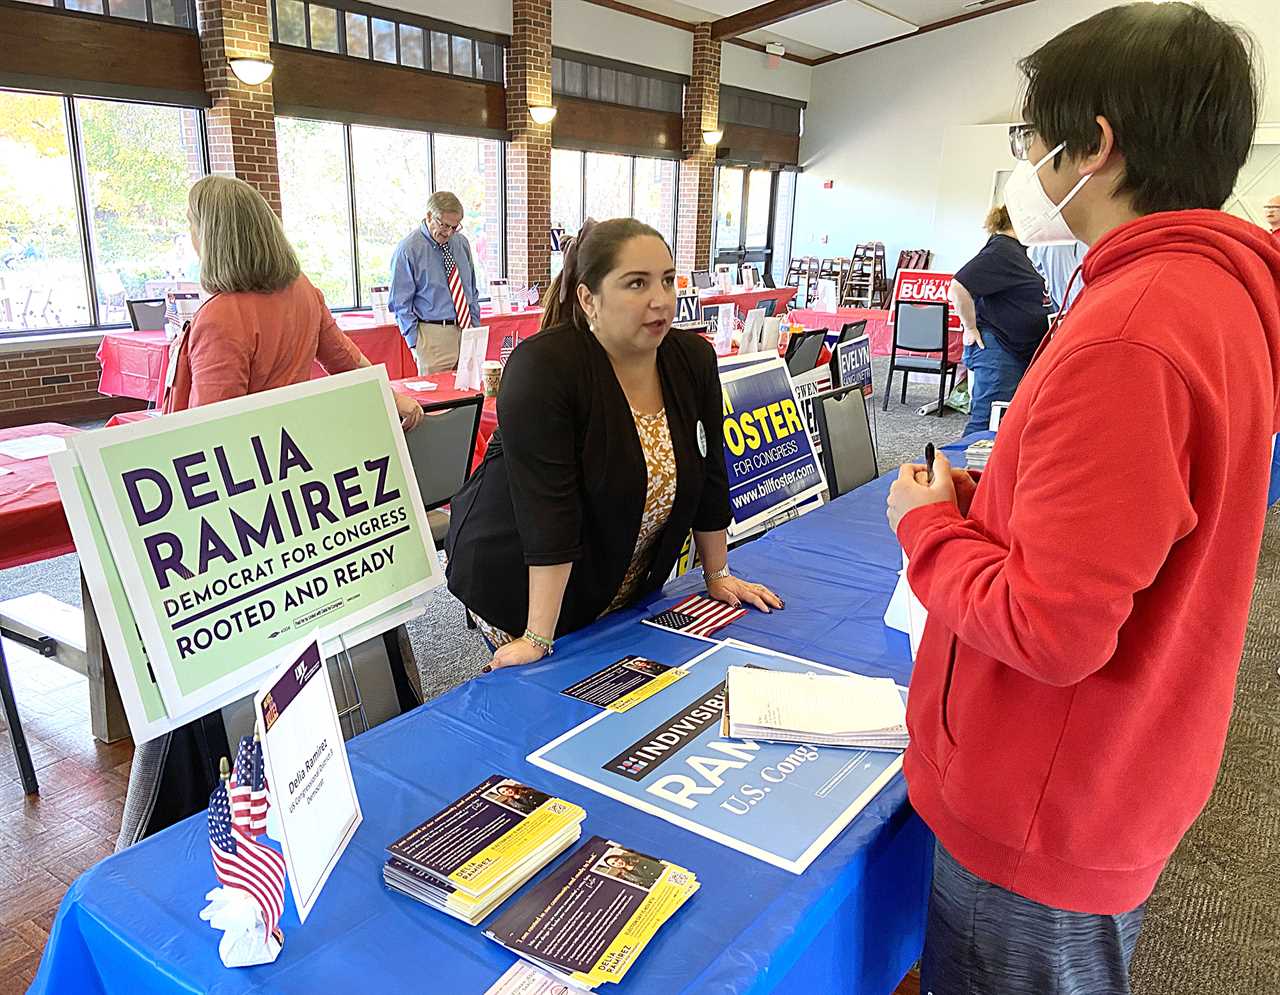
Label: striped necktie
xmin=439 ymin=241 xmax=473 ymax=329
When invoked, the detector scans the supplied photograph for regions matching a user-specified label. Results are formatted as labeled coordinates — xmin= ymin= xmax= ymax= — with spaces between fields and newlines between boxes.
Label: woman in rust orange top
xmin=164 ymin=174 xmax=422 ymax=428
xmin=129 ymin=176 xmax=421 ymax=842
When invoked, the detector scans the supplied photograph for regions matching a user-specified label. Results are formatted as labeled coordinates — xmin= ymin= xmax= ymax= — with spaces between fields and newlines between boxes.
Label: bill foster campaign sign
xmin=69 ymin=367 xmax=440 ymax=719
xmin=719 ymin=357 xmax=826 ymax=536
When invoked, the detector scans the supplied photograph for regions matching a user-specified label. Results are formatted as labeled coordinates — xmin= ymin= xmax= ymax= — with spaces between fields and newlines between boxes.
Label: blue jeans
xmin=963 ymin=337 xmax=1030 ymax=437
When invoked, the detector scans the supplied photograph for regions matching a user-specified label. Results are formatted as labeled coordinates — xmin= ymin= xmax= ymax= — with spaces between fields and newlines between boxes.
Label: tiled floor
xmin=0 ymin=638 xmax=921 ymax=994
xmin=0 ymin=639 xmax=132 ymax=995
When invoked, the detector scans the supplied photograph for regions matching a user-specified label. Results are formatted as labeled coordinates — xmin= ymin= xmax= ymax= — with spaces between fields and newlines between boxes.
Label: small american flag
xmin=499 ymin=333 xmax=516 ymax=365
xmin=228 ymin=735 xmax=269 ymax=838
xmin=646 ymin=594 xmax=746 ymax=638
xmin=209 ymin=775 xmax=286 ymax=939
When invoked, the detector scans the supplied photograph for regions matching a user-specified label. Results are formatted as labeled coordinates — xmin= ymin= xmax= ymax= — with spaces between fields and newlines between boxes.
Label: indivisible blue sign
xmin=529 ymin=641 xmax=904 ymax=873
xmin=836 ymin=335 xmax=873 ymax=397
xmin=718 ymin=357 xmax=826 ymax=535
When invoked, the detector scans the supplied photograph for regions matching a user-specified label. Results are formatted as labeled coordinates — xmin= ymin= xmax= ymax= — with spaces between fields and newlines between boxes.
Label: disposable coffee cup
xmin=482 ymin=360 xmax=503 ymax=397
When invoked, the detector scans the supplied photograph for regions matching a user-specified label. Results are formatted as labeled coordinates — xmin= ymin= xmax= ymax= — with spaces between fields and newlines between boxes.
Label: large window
xmin=432 ymin=134 xmax=503 ymax=293
xmin=583 ymin=152 xmax=631 ymax=224
xmin=551 ymin=148 xmax=583 ymax=236
xmin=276 ymin=116 xmax=504 ymax=307
xmin=0 ymin=92 xmax=89 ymax=331
xmin=0 ymin=89 xmax=205 ymax=334
xmin=13 ymin=0 xmax=194 ymax=27
xmin=268 ymin=0 xmax=503 ymax=83
xmin=78 ymin=99 xmax=205 ymax=324
xmin=276 ymin=117 xmax=355 ymax=307
xmin=633 ymin=158 xmax=677 ymax=248
xmin=713 ymin=166 xmax=796 ymax=281
xmin=770 ymin=171 xmax=797 ymax=286
xmin=553 ymin=149 xmax=677 ymax=245
xmin=351 ymin=124 xmax=432 ymax=303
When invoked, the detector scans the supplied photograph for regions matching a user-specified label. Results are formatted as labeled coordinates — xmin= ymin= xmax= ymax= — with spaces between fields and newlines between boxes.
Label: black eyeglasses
xmin=430 ymin=217 xmax=464 ymax=234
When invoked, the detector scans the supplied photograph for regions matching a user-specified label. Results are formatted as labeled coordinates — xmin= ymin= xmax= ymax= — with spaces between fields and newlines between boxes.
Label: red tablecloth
xmin=700 ymin=287 xmax=797 ymax=314
xmin=479 ymin=308 xmax=543 ymax=361
xmin=0 ymin=423 xmax=79 ymax=570
xmin=392 ymin=375 xmax=496 ymax=471
xmin=789 ymin=306 xmax=961 ymax=359
xmin=98 ymin=320 xmax=417 ymax=403
xmin=96 ymin=329 xmax=169 ymax=402
xmin=332 ymin=316 xmax=418 ymax=378
xmin=107 ymin=375 xmax=498 ymax=470
xmin=104 ymin=410 xmax=162 ymax=429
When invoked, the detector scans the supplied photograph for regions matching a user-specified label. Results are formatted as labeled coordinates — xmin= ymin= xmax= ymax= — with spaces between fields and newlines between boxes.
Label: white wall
xmin=720 ymin=43 xmax=812 ymax=103
xmin=793 ymin=0 xmax=1280 ymax=274
xmin=377 ymin=0 xmax=512 ymax=34
xmin=553 ymin=0 xmax=692 ymax=75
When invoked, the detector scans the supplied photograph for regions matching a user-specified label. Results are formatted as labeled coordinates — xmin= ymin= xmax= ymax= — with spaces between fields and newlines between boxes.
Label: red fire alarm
xmin=823 ymin=180 xmax=834 ymax=189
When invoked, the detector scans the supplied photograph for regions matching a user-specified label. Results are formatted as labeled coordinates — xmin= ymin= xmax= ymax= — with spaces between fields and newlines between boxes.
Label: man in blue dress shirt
xmin=389 ymin=191 xmax=482 ymax=374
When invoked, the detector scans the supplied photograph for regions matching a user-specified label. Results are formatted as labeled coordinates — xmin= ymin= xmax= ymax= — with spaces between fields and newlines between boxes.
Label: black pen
xmin=925 ymin=442 xmax=936 ymax=485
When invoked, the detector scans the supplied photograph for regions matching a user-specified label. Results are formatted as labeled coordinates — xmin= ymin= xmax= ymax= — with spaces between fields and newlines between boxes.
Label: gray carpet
xmin=1129 ymin=500 xmax=1280 ymax=994
xmin=4 ymin=371 xmax=1273 ymax=988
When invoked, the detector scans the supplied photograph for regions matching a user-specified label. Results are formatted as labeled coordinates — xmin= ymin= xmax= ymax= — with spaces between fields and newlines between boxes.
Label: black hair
xmin=1019 ymin=2 xmax=1259 ymax=214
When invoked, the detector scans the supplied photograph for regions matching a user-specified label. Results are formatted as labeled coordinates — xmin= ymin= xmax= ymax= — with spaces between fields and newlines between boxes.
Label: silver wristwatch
xmin=705 ymin=565 xmax=731 ymax=583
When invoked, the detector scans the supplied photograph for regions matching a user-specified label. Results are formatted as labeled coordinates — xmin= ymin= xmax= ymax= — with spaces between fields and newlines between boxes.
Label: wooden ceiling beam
xmin=709 ymin=0 xmax=844 ymax=41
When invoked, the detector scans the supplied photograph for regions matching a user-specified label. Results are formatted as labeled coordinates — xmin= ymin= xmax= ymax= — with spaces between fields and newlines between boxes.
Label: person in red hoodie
xmin=885 ymin=4 xmax=1280 ymax=993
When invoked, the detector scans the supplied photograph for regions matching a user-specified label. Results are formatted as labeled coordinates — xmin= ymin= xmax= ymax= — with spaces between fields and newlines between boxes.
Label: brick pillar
xmin=505 ymin=0 xmax=552 ymax=293
xmin=676 ymin=24 xmax=719 ymax=274
xmin=197 ymin=0 xmax=282 ymax=215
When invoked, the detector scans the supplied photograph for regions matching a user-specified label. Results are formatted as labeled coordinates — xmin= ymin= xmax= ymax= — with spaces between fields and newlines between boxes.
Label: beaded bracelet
xmin=522 ymin=628 xmax=554 ymax=655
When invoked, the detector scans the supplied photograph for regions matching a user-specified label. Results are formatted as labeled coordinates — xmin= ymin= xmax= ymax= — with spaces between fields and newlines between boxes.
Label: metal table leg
xmin=0 ymin=635 xmax=39 ymax=795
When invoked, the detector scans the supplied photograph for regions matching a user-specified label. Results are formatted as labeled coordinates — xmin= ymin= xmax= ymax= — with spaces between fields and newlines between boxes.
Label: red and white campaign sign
xmin=888 ymin=269 xmax=962 ymax=332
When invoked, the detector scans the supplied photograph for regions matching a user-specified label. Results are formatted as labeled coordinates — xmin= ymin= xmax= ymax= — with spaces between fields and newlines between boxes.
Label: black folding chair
xmin=126 ymin=299 xmax=166 ymax=331
xmin=786 ymin=328 xmax=826 ymax=376
xmin=812 ymin=384 xmax=879 ymax=499
xmin=829 ymin=319 xmax=869 ymax=381
xmin=404 ymin=394 xmax=484 ymax=545
xmin=836 ymin=319 xmax=867 ymax=345
xmin=883 ymin=301 xmax=956 ymax=417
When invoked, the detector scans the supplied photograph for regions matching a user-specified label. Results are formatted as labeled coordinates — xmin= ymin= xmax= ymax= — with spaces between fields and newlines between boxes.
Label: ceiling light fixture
xmin=228 ymin=58 xmax=274 ymax=86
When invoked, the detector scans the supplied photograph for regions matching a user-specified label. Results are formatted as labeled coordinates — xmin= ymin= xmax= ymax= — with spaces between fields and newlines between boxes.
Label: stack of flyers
xmin=485 ymin=835 xmax=699 ymax=990
xmin=964 ymin=437 xmax=995 ymax=469
xmin=383 ymin=776 xmax=585 ymax=924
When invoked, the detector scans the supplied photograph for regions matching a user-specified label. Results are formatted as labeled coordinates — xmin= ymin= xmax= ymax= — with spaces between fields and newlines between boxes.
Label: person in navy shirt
xmin=389 ymin=190 xmax=482 ymax=374
xmin=949 ymin=205 xmax=1053 ymax=435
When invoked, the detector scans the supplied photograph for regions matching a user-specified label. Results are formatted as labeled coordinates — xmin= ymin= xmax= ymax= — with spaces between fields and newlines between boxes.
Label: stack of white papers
xmin=723 ymin=666 xmax=908 ymax=751
xmin=964 ymin=438 xmax=994 ymax=469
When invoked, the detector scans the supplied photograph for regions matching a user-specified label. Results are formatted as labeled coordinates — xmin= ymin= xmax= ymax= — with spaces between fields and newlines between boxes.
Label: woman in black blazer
xmin=445 ymin=218 xmax=781 ymax=670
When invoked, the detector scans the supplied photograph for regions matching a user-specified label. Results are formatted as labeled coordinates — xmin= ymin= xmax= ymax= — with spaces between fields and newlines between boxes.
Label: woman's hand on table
xmin=707 ymin=575 xmax=784 ymax=613
xmin=394 ymin=391 xmax=424 ymax=431
xmin=482 ymin=637 xmax=547 ymax=673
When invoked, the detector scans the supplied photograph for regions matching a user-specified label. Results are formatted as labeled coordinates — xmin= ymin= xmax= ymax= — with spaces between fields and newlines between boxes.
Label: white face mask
xmin=1004 ymin=143 xmax=1091 ymax=246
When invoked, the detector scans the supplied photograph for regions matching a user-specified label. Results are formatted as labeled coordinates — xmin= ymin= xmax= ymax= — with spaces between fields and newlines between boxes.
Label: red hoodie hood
xmin=1083 ymin=209 xmax=1280 ymax=431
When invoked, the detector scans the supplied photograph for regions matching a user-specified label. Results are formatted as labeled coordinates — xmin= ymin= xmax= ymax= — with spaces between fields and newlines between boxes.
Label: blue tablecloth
xmin=32 ymin=472 xmax=932 ymax=995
